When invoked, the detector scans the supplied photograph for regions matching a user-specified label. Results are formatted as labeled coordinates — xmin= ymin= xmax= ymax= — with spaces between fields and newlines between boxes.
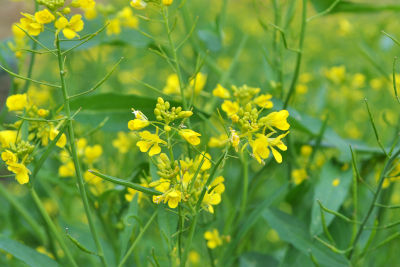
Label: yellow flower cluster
xmin=1 ymin=94 xmax=67 ymax=184
xmin=106 ymin=7 xmax=139 ymax=36
xmin=212 ymin=84 xmax=290 ymax=164
xmin=163 ymin=73 xmax=207 ymax=97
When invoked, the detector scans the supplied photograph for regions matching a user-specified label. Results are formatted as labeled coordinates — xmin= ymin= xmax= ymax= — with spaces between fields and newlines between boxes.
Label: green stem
xmin=162 ymin=6 xmax=187 ymax=109
xmin=283 ymin=0 xmax=307 ymax=109
xmin=238 ymin=152 xmax=249 ymax=222
xmin=118 ymin=210 xmax=158 ymax=267
xmin=0 ymin=183 xmax=46 ymax=243
xmin=348 ymin=148 xmax=400 ymax=259
xmin=30 ymin=188 xmax=78 ymax=267
xmin=55 ymin=36 xmax=108 ymax=267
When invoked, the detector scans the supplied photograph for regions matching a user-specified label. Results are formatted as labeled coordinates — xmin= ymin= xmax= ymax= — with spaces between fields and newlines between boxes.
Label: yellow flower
xmin=55 ymin=15 xmax=84 ymax=39
xmin=260 ymin=110 xmax=290 ymax=131
xmin=37 ymin=109 xmax=49 ymax=117
xmin=324 ymin=65 xmax=346 ymax=84
xmin=34 ymin=9 xmax=55 ymax=24
xmin=267 ymin=132 xmax=289 ymax=163
xmin=106 ymin=19 xmax=121 ymax=36
xmin=164 ymin=189 xmax=182 ymax=208
xmin=84 ymin=8 xmax=97 ymax=20
xmin=352 ymin=73 xmax=366 ymax=88
xmin=212 ymin=84 xmax=230 ymax=99
xmin=179 ymin=129 xmax=201 ymax=146
xmin=49 ymin=128 xmax=67 ymax=148
xmin=20 ymin=13 xmax=43 ymax=36
xmin=117 ymin=7 xmax=139 ymax=29
xmin=221 ymin=100 xmax=239 ymax=117
xmin=204 ymin=229 xmax=223 ymax=249
xmin=6 ymin=94 xmax=28 ymax=111
xmin=0 ymin=130 xmax=18 ymax=148
xmin=208 ymin=134 xmax=228 ymax=147
xmin=130 ymin=0 xmax=147 ymax=9
xmin=1 ymin=150 xmax=17 ymax=164
xmin=250 ymin=134 xmax=270 ymax=164
xmin=195 ymin=152 xmax=212 ymax=171
xmin=189 ymin=73 xmax=207 ymax=93
xmin=188 ymin=251 xmax=200 ymax=264
xmin=84 ymin=145 xmax=103 ymax=164
xmin=203 ymin=192 xmax=221 ymax=213
xmin=7 ymin=162 xmax=30 ymax=184
xmin=300 ymin=145 xmax=312 ymax=157
xmin=77 ymin=0 xmax=96 ymax=9
xmin=210 ymin=176 xmax=225 ymax=194
xmin=59 ymin=161 xmax=75 ymax=177
xmin=83 ymin=170 xmax=102 ymax=185
xmin=128 ymin=119 xmax=149 ymax=131
xmin=254 ymin=94 xmax=273 ymax=109
xmin=230 ymin=128 xmax=240 ymax=151
xmin=295 ymin=84 xmax=308 ymax=95
xmin=112 ymin=132 xmax=132 ymax=154
xmin=137 ymin=131 xmax=166 ymax=156
xmin=292 ymin=169 xmax=308 ymax=185
xmin=163 ymin=74 xmax=180 ymax=95
xmin=162 ymin=0 xmax=173 ymax=6
xmin=12 ymin=23 xmax=26 ymax=39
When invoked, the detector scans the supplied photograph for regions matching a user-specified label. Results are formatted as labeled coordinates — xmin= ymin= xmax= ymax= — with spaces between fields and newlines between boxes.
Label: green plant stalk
xmin=349 ymin=146 xmax=358 ymax=244
xmin=348 ymin=148 xmax=400 ymax=259
xmin=55 ymin=36 xmax=108 ymax=267
xmin=283 ymin=0 xmax=307 ymax=109
xmin=163 ymin=7 xmax=187 ymax=110
xmin=238 ymin=152 xmax=249 ymax=222
xmin=0 ymin=183 xmax=46 ymax=243
xmin=118 ymin=210 xmax=158 ymax=267
xmin=30 ymin=188 xmax=78 ymax=267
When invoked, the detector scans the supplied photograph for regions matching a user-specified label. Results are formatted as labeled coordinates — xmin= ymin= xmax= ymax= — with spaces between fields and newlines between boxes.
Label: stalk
xmin=55 ymin=35 xmax=108 ymax=267
xmin=30 ymin=188 xmax=78 ymax=267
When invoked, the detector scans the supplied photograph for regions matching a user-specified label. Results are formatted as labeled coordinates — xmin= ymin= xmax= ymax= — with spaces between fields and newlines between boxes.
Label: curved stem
xmin=55 ymin=36 xmax=108 ymax=267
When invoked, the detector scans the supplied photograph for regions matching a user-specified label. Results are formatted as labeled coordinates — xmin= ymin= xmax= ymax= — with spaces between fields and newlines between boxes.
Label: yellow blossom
xmin=20 ymin=13 xmax=43 ymax=36
xmin=188 ymin=251 xmax=200 ymax=264
xmin=250 ymin=134 xmax=270 ymax=164
xmin=203 ymin=191 xmax=221 ymax=213
xmin=260 ymin=110 xmax=290 ymax=131
xmin=128 ymin=119 xmax=149 ymax=131
xmin=189 ymin=73 xmax=207 ymax=93
xmin=117 ymin=7 xmax=139 ymax=29
xmin=112 ymin=132 xmax=132 ymax=154
xmin=37 ymin=109 xmax=49 ymax=117
xmin=300 ymin=145 xmax=312 ymax=157
xmin=137 ymin=131 xmax=166 ymax=156
xmin=0 ymin=130 xmax=18 ymax=148
xmin=254 ymin=94 xmax=273 ymax=109
xmin=34 ymin=9 xmax=55 ymax=24
xmin=179 ymin=129 xmax=201 ymax=146
xmin=324 ymin=65 xmax=346 ymax=84
xmin=210 ymin=176 xmax=225 ymax=194
xmin=267 ymin=132 xmax=289 ymax=163
xmin=1 ymin=150 xmax=17 ymax=164
xmin=49 ymin=128 xmax=67 ymax=148
xmin=84 ymin=145 xmax=103 ymax=164
xmin=12 ymin=23 xmax=26 ymax=39
xmin=292 ymin=169 xmax=308 ymax=185
xmin=204 ymin=229 xmax=223 ymax=249
xmin=162 ymin=0 xmax=173 ymax=6
xmin=208 ymin=134 xmax=228 ymax=147
xmin=163 ymin=74 xmax=180 ymax=95
xmin=130 ymin=0 xmax=147 ymax=9
xmin=296 ymin=84 xmax=308 ymax=94
xmin=6 ymin=94 xmax=28 ymax=111
xmin=77 ymin=0 xmax=96 ymax=9
xmin=352 ymin=73 xmax=366 ymax=88
xmin=59 ymin=161 xmax=75 ymax=177
xmin=84 ymin=8 xmax=97 ymax=20
xmin=164 ymin=189 xmax=182 ymax=208
xmin=7 ymin=162 xmax=30 ymax=184
xmin=55 ymin=15 xmax=84 ymax=39
xmin=195 ymin=152 xmax=212 ymax=171
xmin=332 ymin=178 xmax=340 ymax=187
xmin=221 ymin=100 xmax=239 ymax=117
xmin=213 ymin=84 xmax=230 ymax=99
xmin=106 ymin=19 xmax=121 ymax=35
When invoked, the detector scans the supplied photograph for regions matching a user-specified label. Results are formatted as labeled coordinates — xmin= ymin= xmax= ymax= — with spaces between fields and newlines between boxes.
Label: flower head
xmin=260 ymin=110 xmax=290 ymax=131
xmin=189 ymin=73 xmax=207 ymax=93
xmin=84 ymin=145 xmax=103 ymax=164
xmin=7 ymin=162 xmax=31 ymax=184
xmin=6 ymin=94 xmax=29 ymax=111
xmin=130 ymin=0 xmax=147 ymax=9
xmin=1 ymin=150 xmax=17 ymax=164
xmin=221 ymin=100 xmax=239 ymax=117
xmin=34 ymin=9 xmax=55 ymax=24
xmin=179 ymin=129 xmax=201 ymax=146
xmin=137 ymin=131 xmax=166 ymax=156
xmin=55 ymin=15 xmax=84 ymax=39
xmin=204 ymin=229 xmax=223 ymax=249
xmin=20 ymin=13 xmax=43 ymax=36
xmin=254 ymin=94 xmax=273 ymax=109
xmin=0 ymin=130 xmax=17 ymax=148
xmin=128 ymin=119 xmax=149 ymax=131
xmin=213 ymin=84 xmax=230 ymax=99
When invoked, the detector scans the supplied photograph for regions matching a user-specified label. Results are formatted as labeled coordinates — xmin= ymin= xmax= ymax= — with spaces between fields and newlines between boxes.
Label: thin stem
xmin=348 ymin=148 xmax=400 ymax=259
xmin=283 ymin=0 xmax=307 ymax=108
xmin=238 ymin=152 xmax=249 ymax=222
xmin=118 ymin=210 xmax=158 ymax=267
xmin=55 ymin=36 xmax=108 ymax=267
xmin=30 ymin=188 xmax=78 ymax=267
xmin=162 ymin=7 xmax=187 ymax=109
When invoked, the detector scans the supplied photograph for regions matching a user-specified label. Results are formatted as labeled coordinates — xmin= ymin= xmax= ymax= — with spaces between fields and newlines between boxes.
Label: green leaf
xmin=239 ymin=252 xmax=279 ymax=267
xmin=310 ymin=0 xmax=400 ymax=13
xmin=310 ymin=162 xmax=353 ymax=236
xmin=0 ymin=236 xmax=59 ymax=267
xmin=69 ymin=93 xmax=208 ymax=132
xmin=263 ymin=209 xmax=350 ymax=267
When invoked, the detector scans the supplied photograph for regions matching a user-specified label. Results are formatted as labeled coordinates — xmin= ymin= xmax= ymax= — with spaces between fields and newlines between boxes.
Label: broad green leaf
xmin=69 ymin=93 xmax=209 ymax=132
xmin=263 ymin=209 xmax=350 ymax=267
xmin=239 ymin=252 xmax=279 ymax=267
xmin=310 ymin=0 xmax=400 ymax=13
xmin=119 ymin=194 xmax=139 ymax=258
xmin=0 ymin=236 xmax=59 ymax=267
xmin=310 ymin=162 xmax=353 ymax=236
